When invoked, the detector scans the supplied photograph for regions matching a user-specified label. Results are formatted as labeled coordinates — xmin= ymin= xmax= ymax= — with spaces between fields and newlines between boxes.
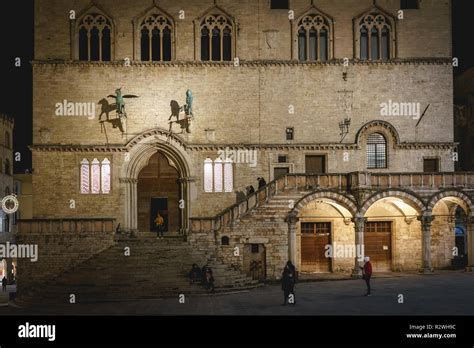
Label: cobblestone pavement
xmin=1 ymin=272 xmax=473 ymax=316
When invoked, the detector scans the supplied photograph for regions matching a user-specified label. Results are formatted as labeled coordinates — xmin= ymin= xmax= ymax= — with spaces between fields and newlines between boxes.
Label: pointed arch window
xmin=81 ymin=159 xmax=90 ymax=194
xmin=201 ymin=14 xmax=233 ymax=62
xmin=4 ymin=132 xmax=10 ymax=148
xmin=214 ymin=158 xmax=223 ymax=192
xmin=140 ymin=14 xmax=174 ymax=62
xmin=203 ymin=158 xmax=234 ymax=193
xmin=80 ymin=158 xmax=111 ymax=194
xmin=224 ymin=159 xmax=234 ymax=193
xmin=78 ymin=14 xmax=113 ymax=61
xmin=4 ymin=159 xmax=10 ymax=176
xmin=358 ymin=12 xmax=394 ymax=61
xmin=91 ymin=159 xmax=101 ymax=194
xmin=297 ymin=13 xmax=332 ymax=62
xmin=367 ymin=133 xmax=387 ymax=169
xmin=101 ymin=158 xmax=111 ymax=194
xmin=204 ymin=158 xmax=214 ymax=193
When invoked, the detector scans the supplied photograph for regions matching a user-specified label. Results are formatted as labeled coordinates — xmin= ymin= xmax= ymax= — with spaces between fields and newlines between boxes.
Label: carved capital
xmin=352 ymin=216 xmax=367 ymax=232
xmin=286 ymin=213 xmax=299 ymax=224
xmin=418 ymin=214 xmax=434 ymax=227
xmin=119 ymin=177 xmax=138 ymax=184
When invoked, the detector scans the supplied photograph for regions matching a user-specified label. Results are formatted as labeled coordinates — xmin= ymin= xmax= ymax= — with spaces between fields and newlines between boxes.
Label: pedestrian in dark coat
xmin=361 ymin=256 xmax=373 ymax=296
xmin=248 ymin=185 xmax=255 ymax=195
xmin=258 ymin=177 xmax=267 ymax=189
xmin=1 ymin=276 xmax=6 ymax=292
xmin=202 ymin=265 xmax=215 ymax=292
xmin=281 ymin=261 xmax=297 ymax=305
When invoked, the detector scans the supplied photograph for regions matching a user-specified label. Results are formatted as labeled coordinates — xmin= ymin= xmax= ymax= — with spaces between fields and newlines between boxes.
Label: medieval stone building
xmin=17 ymin=0 xmax=474 ymax=301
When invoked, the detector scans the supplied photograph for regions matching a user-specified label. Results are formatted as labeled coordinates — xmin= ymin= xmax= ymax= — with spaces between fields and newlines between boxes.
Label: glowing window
xmin=204 ymin=158 xmax=213 ymax=193
xmin=80 ymin=159 xmax=90 ymax=194
xmin=91 ymin=159 xmax=101 ymax=194
xmin=101 ymin=158 xmax=111 ymax=194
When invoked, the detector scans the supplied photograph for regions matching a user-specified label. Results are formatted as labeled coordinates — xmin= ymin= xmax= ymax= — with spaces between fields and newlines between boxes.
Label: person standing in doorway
xmin=154 ymin=212 xmax=165 ymax=239
xmin=361 ymin=256 xmax=373 ymax=296
xmin=2 ymin=276 xmax=7 ymax=292
xmin=281 ymin=261 xmax=297 ymax=305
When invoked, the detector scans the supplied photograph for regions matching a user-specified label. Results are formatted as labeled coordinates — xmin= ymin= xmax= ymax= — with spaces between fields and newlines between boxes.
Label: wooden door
xmin=243 ymin=244 xmax=266 ymax=280
xmin=305 ymin=155 xmax=326 ymax=174
xmin=364 ymin=221 xmax=392 ymax=271
xmin=274 ymin=167 xmax=289 ymax=179
xmin=301 ymin=222 xmax=331 ymax=272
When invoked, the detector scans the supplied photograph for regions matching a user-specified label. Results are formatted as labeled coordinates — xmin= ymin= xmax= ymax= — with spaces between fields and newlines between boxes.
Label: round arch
xmin=355 ymin=120 xmax=400 ymax=147
xmin=427 ymin=190 xmax=474 ymax=216
xmin=360 ymin=189 xmax=426 ymax=216
xmin=290 ymin=190 xmax=358 ymax=218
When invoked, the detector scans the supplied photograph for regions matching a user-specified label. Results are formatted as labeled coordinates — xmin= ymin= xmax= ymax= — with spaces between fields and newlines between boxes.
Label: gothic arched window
xmin=78 ymin=14 xmax=113 ymax=61
xmin=4 ymin=159 xmax=10 ymax=176
xmin=101 ymin=158 xmax=111 ymax=194
xmin=80 ymin=159 xmax=90 ymax=194
xmin=91 ymin=159 xmax=101 ymax=194
xmin=140 ymin=14 xmax=174 ymax=62
xmin=224 ymin=158 xmax=233 ymax=193
xmin=200 ymin=14 xmax=233 ymax=62
xmin=4 ymin=132 xmax=10 ymax=148
xmin=367 ymin=133 xmax=387 ymax=169
xmin=297 ymin=13 xmax=332 ymax=62
xmin=203 ymin=158 xmax=233 ymax=193
xmin=358 ymin=12 xmax=393 ymax=61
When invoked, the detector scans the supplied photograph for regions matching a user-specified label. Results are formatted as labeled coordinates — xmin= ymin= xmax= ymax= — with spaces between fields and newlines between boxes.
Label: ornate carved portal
xmin=121 ymin=131 xmax=193 ymax=235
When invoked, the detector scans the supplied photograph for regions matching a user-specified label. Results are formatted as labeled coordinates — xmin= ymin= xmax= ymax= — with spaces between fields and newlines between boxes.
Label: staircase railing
xmin=190 ymin=172 xmax=474 ymax=233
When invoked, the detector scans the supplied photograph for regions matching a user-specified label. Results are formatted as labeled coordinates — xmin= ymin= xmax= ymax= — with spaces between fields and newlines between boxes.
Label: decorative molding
xmin=30 ymin=141 xmax=457 ymax=153
xmin=119 ymin=178 xmax=138 ymax=184
xmin=31 ymin=58 xmax=452 ymax=69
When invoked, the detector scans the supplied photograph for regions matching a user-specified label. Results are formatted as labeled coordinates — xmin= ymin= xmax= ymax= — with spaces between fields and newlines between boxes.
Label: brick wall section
xmin=34 ymin=0 xmax=452 ymax=61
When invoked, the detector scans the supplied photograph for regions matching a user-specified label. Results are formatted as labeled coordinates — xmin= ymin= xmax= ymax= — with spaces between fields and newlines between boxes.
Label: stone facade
xmin=23 ymin=0 xmax=473 ymax=287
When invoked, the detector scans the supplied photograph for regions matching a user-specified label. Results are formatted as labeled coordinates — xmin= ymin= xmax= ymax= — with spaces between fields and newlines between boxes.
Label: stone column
xmin=121 ymin=178 xmax=139 ymax=233
xmin=178 ymin=177 xmax=192 ymax=236
xmin=467 ymin=217 xmax=474 ymax=268
xmin=287 ymin=214 xmax=298 ymax=266
xmin=6 ymin=258 xmax=13 ymax=284
xmin=352 ymin=215 xmax=367 ymax=277
xmin=419 ymin=215 xmax=434 ymax=273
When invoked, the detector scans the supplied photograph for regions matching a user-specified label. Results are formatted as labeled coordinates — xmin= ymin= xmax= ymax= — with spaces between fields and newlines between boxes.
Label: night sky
xmin=0 ymin=0 xmax=472 ymax=174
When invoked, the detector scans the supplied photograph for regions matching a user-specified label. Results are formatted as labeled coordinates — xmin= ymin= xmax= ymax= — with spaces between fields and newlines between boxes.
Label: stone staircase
xmin=19 ymin=235 xmax=261 ymax=305
xmin=234 ymin=191 xmax=304 ymax=226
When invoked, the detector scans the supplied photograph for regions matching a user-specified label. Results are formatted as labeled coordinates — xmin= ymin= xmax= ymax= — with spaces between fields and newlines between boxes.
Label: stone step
xmin=22 ymin=234 xmax=260 ymax=303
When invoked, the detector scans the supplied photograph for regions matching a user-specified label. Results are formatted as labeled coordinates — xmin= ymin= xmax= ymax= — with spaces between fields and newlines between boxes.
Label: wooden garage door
xmin=301 ymin=222 xmax=331 ymax=272
xmin=364 ymin=221 xmax=392 ymax=272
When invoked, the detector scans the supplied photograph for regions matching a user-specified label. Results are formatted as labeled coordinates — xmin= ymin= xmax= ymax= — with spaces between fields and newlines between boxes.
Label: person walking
xmin=257 ymin=177 xmax=267 ymax=189
xmin=154 ymin=212 xmax=165 ymax=239
xmin=2 ymin=276 xmax=7 ymax=292
xmin=361 ymin=256 xmax=373 ymax=296
xmin=281 ymin=261 xmax=297 ymax=305
xmin=202 ymin=265 xmax=215 ymax=292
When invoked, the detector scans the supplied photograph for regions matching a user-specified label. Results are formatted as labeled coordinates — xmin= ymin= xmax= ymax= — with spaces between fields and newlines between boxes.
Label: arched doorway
xmin=363 ymin=197 xmax=422 ymax=272
xmin=121 ymin=130 xmax=193 ymax=235
xmin=296 ymin=197 xmax=355 ymax=273
xmin=137 ymin=152 xmax=181 ymax=233
xmin=430 ymin=197 xmax=471 ymax=269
